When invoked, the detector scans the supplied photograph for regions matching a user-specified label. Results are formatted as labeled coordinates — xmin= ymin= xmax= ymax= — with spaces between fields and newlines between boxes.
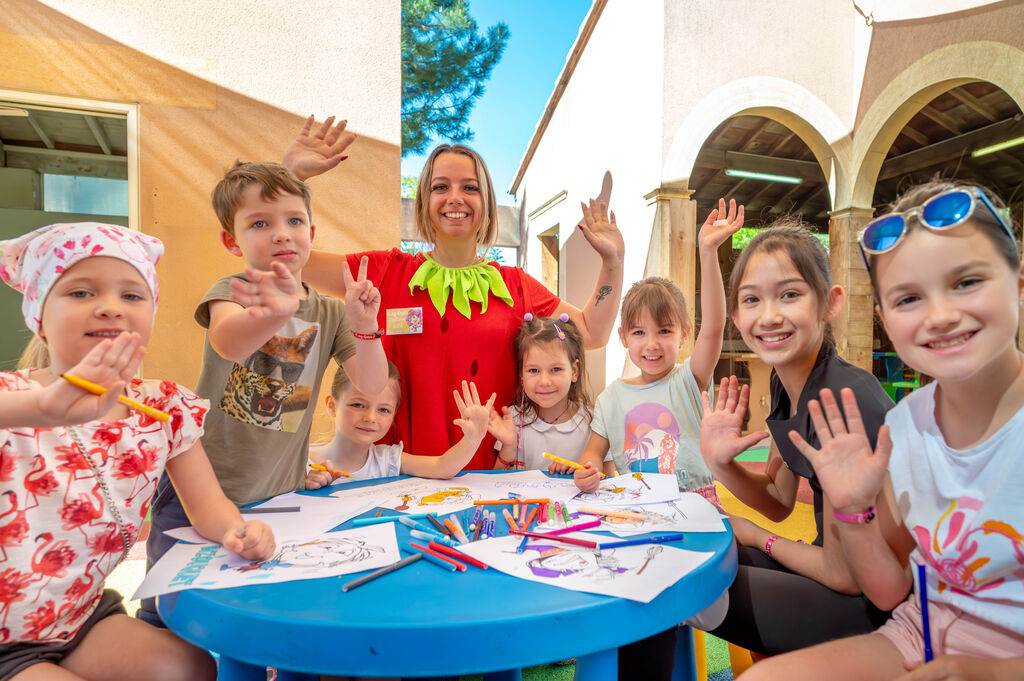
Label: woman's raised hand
xmin=700 ymin=376 xmax=769 ymax=472
xmin=283 ymin=115 xmax=357 ymax=181
xmin=789 ymin=388 xmax=893 ymax=513
xmin=578 ymin=199 xmax=625 ymax=263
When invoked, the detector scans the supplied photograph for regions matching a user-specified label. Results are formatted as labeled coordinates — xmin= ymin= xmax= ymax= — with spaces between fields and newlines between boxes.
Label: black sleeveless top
xmin=765 ymin=339 xmax=894 ymax=546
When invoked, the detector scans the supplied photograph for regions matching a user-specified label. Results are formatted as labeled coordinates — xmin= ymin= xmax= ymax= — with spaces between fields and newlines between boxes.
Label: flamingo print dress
xmin=0 ymin=372 xmax=207 ymax=643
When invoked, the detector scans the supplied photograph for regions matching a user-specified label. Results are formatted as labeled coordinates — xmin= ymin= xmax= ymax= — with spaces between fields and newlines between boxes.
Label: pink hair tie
xmin=523 ymin=313 xmax=534 ymax=322
xmin=558 ymin=313 xmax=569 ymax=322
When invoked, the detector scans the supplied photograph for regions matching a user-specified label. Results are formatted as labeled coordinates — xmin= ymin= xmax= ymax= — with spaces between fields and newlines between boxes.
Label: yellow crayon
xmin=542 ymin=452 xmax=607 ymax=478
xmin=61 ymin=373 xmax=171 ymax=422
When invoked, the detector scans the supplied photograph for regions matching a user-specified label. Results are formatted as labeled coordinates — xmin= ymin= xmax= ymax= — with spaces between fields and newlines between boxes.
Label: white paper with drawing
xmin=458 ymin=532 xmax=714 ymax=603
xmin=572 ymin=472 xmax=680 ymax=506
xmin=134 ymin=523 xmax=400 ymax=600
xmin=324 ymin=471 xmax=579 ymax=514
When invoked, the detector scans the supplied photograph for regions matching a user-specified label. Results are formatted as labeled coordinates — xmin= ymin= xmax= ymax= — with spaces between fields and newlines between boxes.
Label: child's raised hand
xmin=487 ymin=405 xmax=517 ymax=447
xmin=453 ymin=381 xmax=496 ymax=443
xmin=578 ymin=199 xmax=625 ymax=263
xmin=39 ymin=332 xmax=146 ymax=425
xmin=230 ymin=263 xmax=301 ymax=320
xmin=789 ymin=388 xmax=892 ymax=513
xmin=282 ymin=115 xmax=356 ymax=181
xmin=342 ymin=256 xmax=381 ymax=334
xmin=699 ymin=198 xmax=744 ymax=252
xmin=700 ymin=377 xmax=769 ymax=472
xmin=573 ymin=461 xmax=602 ymax=493
xmin=222 ymin=520 xmax=276 ymax=561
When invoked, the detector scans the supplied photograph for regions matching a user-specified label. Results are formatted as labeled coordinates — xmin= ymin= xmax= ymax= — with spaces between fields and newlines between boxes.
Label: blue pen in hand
xmin=918 ymin=562 xmax=934 ymax=662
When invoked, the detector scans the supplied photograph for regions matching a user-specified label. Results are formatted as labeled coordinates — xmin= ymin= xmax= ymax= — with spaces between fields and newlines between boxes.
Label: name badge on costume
xmin=386 ymin=307 xmax=424 ymax=335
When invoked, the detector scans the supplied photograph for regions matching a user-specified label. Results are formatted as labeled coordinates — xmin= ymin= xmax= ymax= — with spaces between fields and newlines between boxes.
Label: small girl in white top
xmin=488 ymin=314 xmax=594 ymax=472
xmin=306 ymin=363 xmax=492 ymax=485
xmin=746 ymin=181 xmax=1024 ymax=680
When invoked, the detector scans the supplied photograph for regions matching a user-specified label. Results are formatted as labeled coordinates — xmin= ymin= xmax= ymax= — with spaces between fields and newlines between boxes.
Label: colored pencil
xmin=539 ymin=519 xmax=601 ymax=535
xmin=427 ymin=514 xmax=453 ymax=537
xmin=597 ymin=533 xmax=685 ymax=549
xmin=919 ymin=562 xmax=933 ymax=662
xmin=409 ymin=542 xmax=466 ymax=572
xmin=427 ymin=541 xmax=488 ymax=570
xmin=374 ymin=508 xmax=384 ymax=517
xmin=342 ymin=553 xmax=422 ymax=592
xmin=508 ymin=528 xmax=599 ymax=549
xmin=352 ymin=516 xmax=401 ymax=527
xmin=240 ymin=506 xmax=300 ymax=514
xmin=473 ymin=498 xmax=550 ymax=506
xmin=542 ymin=452 xmax=607 ymax=478
xmin=308 ymin=462 xmax=352 ymax=478
xmin=577 ymin=507 xmax=648 ymax=520
xmin=61 ymin=372 xmax=172 ymax=422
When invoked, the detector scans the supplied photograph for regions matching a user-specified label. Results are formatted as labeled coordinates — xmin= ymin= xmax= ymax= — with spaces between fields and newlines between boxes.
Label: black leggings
xmin=708 ymin=546 xmax=893 ymax=656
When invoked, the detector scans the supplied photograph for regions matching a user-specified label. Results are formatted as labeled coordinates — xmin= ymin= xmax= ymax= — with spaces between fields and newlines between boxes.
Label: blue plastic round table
xmin=158 ymin=475 xmax=737 ymax=681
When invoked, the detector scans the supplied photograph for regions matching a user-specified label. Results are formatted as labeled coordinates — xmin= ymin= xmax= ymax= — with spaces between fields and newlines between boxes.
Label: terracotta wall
xmin=0 ymin=0 xmax=400 ymax=440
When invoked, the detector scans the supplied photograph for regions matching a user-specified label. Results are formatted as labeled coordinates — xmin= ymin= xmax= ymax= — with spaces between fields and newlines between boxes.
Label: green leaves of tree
xmin=402 ymin=0 xmax=509 ymax=156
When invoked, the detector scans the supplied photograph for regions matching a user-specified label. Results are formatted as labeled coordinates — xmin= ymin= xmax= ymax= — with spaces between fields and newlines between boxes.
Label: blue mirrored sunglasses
xmin=858 ymin=187 xmax=1015 ymax=260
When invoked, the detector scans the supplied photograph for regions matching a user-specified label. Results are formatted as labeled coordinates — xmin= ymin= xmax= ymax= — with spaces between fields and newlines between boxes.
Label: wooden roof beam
xmin=878 ymin=115 xmax=1024 ymax=181
xmin=920 ymin=105 xmax=964 ymax=136
xmin=948 ymin=88 xmax=998 ymax=123
xmin=25 ymin=113 xmax=54 ymax=149
xmin=85 ymin=116 xmax=112 ymax=155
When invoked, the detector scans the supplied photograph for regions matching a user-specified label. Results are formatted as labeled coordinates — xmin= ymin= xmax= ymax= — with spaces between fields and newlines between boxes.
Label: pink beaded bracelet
xmin=765 ymin=535 xmax=779 ymax=557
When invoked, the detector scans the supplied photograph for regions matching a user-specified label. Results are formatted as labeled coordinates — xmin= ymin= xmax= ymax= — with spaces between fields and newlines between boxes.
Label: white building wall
xmin=516 ymin=0 xmax=666 ymax=389
xmin=37 ymin=0 xmax=399 ymax=144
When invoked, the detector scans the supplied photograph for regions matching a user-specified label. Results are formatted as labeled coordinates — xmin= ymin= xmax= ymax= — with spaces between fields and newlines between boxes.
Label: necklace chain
xmin=539 ymin=402 xmax=572 ymax=424
xmin=66 ymin=426 xmax=131 ymax=565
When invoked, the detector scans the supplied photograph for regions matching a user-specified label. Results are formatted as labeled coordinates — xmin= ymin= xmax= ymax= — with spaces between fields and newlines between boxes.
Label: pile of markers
xmin=341 ymin=494 xmax=684 ymax=592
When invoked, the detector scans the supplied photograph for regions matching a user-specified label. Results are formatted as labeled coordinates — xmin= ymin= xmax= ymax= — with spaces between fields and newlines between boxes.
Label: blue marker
xmin=598 ymin=533 xmax=685 ymax=550
xmin=397 ymin=515 xmax=444 ymax=537
xmin=516 ymin=534 xmax=529 ymax=554
xmin=410 ymin=529 xmax=458 ymax=547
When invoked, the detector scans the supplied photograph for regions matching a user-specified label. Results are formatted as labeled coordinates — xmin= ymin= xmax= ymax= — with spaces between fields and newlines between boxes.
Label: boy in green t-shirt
xmin=139 ymin=161 xmax=387 ymax=626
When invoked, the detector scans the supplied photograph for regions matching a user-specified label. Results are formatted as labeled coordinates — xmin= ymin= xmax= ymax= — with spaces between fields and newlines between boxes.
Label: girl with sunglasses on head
xmin=742 ymin=181 xmax=1024 ymax=681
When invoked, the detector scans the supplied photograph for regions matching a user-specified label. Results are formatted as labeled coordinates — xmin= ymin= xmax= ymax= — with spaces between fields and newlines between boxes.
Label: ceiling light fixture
xmin=724 ymin=168 xmax=801 ymax=184
xmin=971 ymin=134 xmax=1024 ymax=158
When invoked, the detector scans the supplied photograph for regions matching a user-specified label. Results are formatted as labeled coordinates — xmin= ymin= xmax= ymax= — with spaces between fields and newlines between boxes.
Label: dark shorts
xmin=0 ymin=589 xmax=126 ymax=681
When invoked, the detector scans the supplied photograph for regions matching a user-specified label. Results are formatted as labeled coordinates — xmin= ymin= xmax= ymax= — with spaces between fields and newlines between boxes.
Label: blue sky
xmin=401 ymin=0 xmax=592 ymax=204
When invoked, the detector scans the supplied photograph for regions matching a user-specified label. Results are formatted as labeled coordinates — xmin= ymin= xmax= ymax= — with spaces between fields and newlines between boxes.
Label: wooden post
xmin=645 ymin=184 xmax=697 ymax=360
xmin=828 ymin=207 xmax=875 ymax=371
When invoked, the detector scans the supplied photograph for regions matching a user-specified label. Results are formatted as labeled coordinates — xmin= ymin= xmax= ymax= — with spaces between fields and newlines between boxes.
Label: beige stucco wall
xmin=1 ymin=0 xmax=400 ymax=442
xmin=515 ymin=0 xmax=666 ymax=387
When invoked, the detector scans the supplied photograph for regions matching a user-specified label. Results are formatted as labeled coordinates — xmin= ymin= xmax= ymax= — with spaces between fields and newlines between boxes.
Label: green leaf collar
xmin=408 ymin=255 xmax=514 ymax=319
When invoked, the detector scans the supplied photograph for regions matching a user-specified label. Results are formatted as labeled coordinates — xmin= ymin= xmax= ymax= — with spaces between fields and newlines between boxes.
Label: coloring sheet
xmin=537 ymin=494 xmax=726 ymax=535
xmin=134 ymin=523 xmax=400 ymax=600
xmin=322 ymin=471 xmax=580 ymax=515
xmin=458 ymin=533 xmax=714 ymax=603
xmin=571 ymin=472 xmax=680 ymax=506
xmin=164 ymin=494 xmax=375 ymax=544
